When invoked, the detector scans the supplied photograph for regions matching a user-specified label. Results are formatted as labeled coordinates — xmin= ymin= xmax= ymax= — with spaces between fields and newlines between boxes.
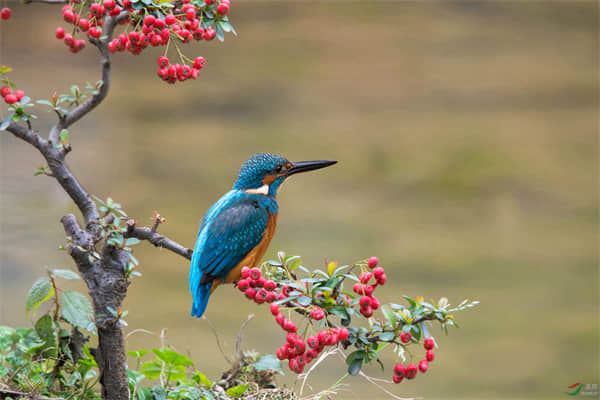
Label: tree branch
xmin=5 ymin=122 xmax=47 ymax=152
xmin=48 ymin=13 xmax=123 ymax=144
xmin=125 ymin=219 xmax=193 ymax=260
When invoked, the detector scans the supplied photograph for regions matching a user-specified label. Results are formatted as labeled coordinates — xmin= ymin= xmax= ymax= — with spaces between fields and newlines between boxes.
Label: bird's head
xmin=233 ymin=153 xmax=337 ymax=196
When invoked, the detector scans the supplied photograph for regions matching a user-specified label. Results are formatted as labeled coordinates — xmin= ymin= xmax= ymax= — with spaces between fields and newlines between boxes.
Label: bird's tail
xmin=191 ymin=281 xmax=212 ymax=318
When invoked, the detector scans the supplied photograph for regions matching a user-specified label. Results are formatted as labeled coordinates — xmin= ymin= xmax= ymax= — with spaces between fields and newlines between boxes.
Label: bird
xmin=189 ymin=153 xmax=337 ymax=318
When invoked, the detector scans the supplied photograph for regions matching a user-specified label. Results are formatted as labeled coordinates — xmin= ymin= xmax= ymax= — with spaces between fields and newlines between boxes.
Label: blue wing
xmin=189 ymin=192 xmax=269 ymax=317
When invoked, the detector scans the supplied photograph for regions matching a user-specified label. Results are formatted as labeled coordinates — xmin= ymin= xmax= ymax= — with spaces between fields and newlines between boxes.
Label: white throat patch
xmin=245 ymin=184 xmax=270 ymax=195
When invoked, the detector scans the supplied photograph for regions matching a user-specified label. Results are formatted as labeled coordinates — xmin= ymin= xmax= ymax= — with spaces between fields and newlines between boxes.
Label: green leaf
xmin=0 ymin=112 xmax=15 ymax=131
xmin=381 ymin=304 xmax=396 ymax=326
xmin=34 ymin=314 xmax=57 ymax=357
xmin=347 ymin=358 xmax=363 ymax=376
xmin=345 ymin=350 xmax=364 ymax=365
xmin=251 ymin=354 xmax=283 ymax=374
xmin=403 ymin=295 xmax=417 ymax=308
xmin=51 ymin=269 xmax=80 ymax=280
xmin=127 ymin=369 xmax=145 ymax=389
xmin=378 ymin=331 xmax=395 ymax=342
xmin=0 ymin=66 xmax=12 ymax=74
xmin=164 ymin=363 xmax=186 ymax=380
xmin=15 ymin=328 xmax=45 ymax=354
xmin=26 ymin=278 xmax=54 ymax=317
xmin=192 ymin=371 xmax=212 ymax=386
xmin=61 ymin=291 xmax=93 ymax=331
xmin=0 ymin=326 xmax=16 ymax=352
xmin=215 ymin=22 xmax=224 ymax=42
xmin=141 ymin=360 xmax=162 ymax=379
xmin=59 ymin=129 xmax=69 ymax=143
xmin=152 ymin=347 xmax=194 ymax=366
xmin=226 ymin=384 xmax=248 ymax=397
xmin=127 ymin=349 xmax=149 ymax=358
xmin=296 ymin=296 xmax=312 ymax=307
xmin=125 ymin=238 xmax=140 ymax=246
xmin=327 ymin=261 xmax=337 ymax=276
xmin=152 ymin=384 xmax=167 ymax=400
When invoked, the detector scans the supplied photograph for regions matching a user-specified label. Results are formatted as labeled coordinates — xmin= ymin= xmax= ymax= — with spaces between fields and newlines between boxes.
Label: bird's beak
xmin=287 ymin=159 xmax=337 ymax=176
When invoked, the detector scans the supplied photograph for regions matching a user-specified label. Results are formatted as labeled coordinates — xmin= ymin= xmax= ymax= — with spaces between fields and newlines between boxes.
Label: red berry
xmin=270 ymin=303 xmax=279 ymax=316
xmin=418 ymin=359 xmax=428 ymax=373
xmin=89 ymin=27 xmax=102 ymax=38
xmin=240 ymin=266 xmax=250 ymax=278
xmin=165 ymin=14 xmax=176 ymax=25
xmin=217 ymin=3 xmax=229 ymax=16
xmin=109 ymin=5 xmax=121 ymax=16
xmin=392 ymin=374 xmax=403 ymax=384
xmin=203 ymin=27 xmax=216 ymax=40
xmin=281 ymin=285 xmax=292 ymax=296
xmin=4 ymin=94 xmax=17 ymax=104
xmin=14 ymin=90 xmax=24 ymax=101
xmin=0 ymin=86 xmax=10 ymax=98
xmin=157 ymin=68 xmax=168 ymax=80
xmin=424 ymin=337 xmax=434 ymax=350
xmin=254 ymin=288 xmax=268 ymax=304
xmin=276 ymin=346 xmax=287 ymax=360
xmin=186 ymin=8 xmax=195 ymax=20
xmin=360 ymin=306 xmax=373 ymax=318
xmin=75 ymin=40 xmax=85 ymax=51
xmin=359 ymin=296 xmax=371 ymax=309
xmin=55 ymin=27 xmax=65 ymax=39
xmin=78 ymin=18 xmax=89 ymax=31
xmin=63 ymin=10 xmax=74 ymax=23
xmin=248 ymin=267 xmax=261 ymax=281
xmin=275 ymin=313 xmax=284 ymax=326
xmin=359 ymin=271 xmax=372 ymax=284
xmin=144 ymin=15 xmax=155 ymax=26
xmin=264 ymin=279 xmax=276 ymax=291
xmin=317 ymin=330 xmax=328 ymax=345
xmin=376 ymin=274 xmax=386 ymax=285
xmin=326 ymin=333 xmax=337 ymax=346
xmin=0 ymin=8 xmax=11 ymax=20
xmin=104 ymin=0 xmax=116 ymax=9
xmin=244 ymin=287 xmax=255 ymax=299
xmin=338 ymin=327 xmax=349 ymax=341
xmin=193 ymin=56 xmax=206 ymax=70
xmin=405 ymin=364 xmax=417 ymax=379
xmin=283 ymin=319 xmax=296 ymax=333
xmin=426 ymin=349 xmax=434 ymax=362
xmin=393 ymin=363 xmax=405 ymax=377
xmin=307 ymin=336 xmax=319 ymax=349
xmin=373 ymin=267 xmax=385 ymax=280
xmin=352 ymin=283 xmax=363 ymax=294
xmin=294 ymin=338 xmax=305 ymax=354
xmin=310 ymin=306 xmax=325 ymax=320
xmin=154 ymin=18 xmax=165 ymax=29
xmin=255 ymin=277 xmax=266 ymax=288
xmin=400 ymin=331 xmax=412 ymax=343
xmin=265 ymin=291 xmax=277 ymax=302
xmin=286 ymin=332 xmax=297 ymax=344
xmin=370 ymin=296 xmax=380 ymax=310
xmin=64 ymin=34 xmax=74 ymax=46
xmin=194 ymin=27 xmax=205 ymax=40
xmin=367 ymin=257 xmax=379 ymax=269
xmin=237 ymin=279 xmax=249 ymax=292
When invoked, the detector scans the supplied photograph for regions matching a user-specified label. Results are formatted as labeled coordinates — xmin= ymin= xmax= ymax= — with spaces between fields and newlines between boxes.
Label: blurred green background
xmin=1 ymin=1 xmax=598 ymax=399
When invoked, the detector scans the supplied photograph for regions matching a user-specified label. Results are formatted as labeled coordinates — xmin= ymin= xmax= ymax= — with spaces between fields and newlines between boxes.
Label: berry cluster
xmin=392 ymin=337 xmax=435 ymax=384
xmin=1 ymin=7 xmax=10 ymax=20
xmin=53 ymin=0 xmax=233 ymax=83
xmin=270 ymin=302 xmax=349 ymax=375
xmin=352 ymin=256 xmax=386 ymax=318
xmin=1 ymin=86 xmax=25 ymax=105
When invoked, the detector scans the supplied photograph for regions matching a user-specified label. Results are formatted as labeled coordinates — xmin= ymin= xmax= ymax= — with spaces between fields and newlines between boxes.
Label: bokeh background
xmin=1 ymin=1 xmax=598 ymax=399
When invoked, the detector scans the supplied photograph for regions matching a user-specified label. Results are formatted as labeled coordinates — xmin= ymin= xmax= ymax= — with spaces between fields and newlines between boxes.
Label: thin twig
xmin=125 ymin=219 xmax=192 ymax=260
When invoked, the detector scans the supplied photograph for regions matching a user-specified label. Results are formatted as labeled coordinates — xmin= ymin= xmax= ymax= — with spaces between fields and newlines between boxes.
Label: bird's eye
xmin=275 ymin=165 xmax=283 ymax=173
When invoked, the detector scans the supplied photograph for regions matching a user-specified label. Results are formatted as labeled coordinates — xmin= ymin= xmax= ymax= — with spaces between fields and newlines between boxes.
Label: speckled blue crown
xmin=233 ymin=153 xmax=289 ymax=190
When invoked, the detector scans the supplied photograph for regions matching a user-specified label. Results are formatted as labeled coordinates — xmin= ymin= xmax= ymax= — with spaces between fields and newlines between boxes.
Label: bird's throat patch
xmin=244 ymin=184 xmax=270 ymax=195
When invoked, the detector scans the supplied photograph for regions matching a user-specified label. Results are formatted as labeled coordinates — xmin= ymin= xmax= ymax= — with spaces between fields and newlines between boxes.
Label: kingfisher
xmin=189 ymin=153 xmax=337 ymax=317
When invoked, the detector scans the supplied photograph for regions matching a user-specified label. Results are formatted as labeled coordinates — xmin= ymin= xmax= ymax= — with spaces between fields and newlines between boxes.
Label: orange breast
xmin=211 ymin=212 xmax=278 ymax=293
